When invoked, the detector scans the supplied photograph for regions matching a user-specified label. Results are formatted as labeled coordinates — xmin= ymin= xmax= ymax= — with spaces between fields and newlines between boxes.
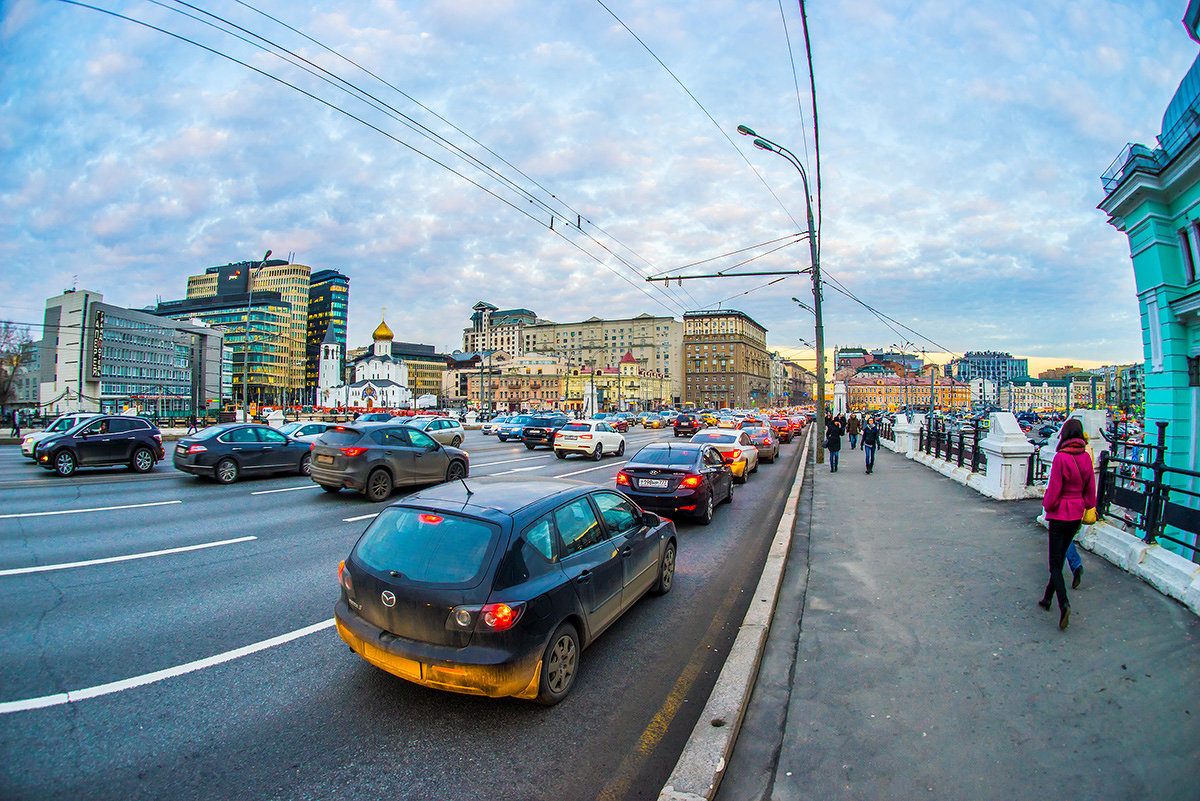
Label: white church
xmin=318 ymin=316 xmax=414 ymax=409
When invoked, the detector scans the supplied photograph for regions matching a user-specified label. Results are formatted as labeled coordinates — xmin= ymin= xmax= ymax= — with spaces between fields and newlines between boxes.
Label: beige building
xmin=683 ymin=309 xmax=770 ymax=409
xmin=463 ymin=302 xmax=541 ymax=355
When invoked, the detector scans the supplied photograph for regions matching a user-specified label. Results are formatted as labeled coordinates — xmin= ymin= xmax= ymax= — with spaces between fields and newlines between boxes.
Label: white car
xmin=403 ymin=417 xmax=466 ymax=447
xmin=554 ymin=420 xmax=626 ymax=460
xmin=481 ymin=415 xmax=509 ymax=435
xmin=276 ymin=421 xmax=334 ymax=442
xmin=20 ymin=412 xmax=100 ymax=458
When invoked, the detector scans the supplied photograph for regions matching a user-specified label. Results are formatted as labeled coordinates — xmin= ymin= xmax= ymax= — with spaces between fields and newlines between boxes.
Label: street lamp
xmin=241 ymin=249 xmax=271 ymax=417
xmin=743 ymin=124 xmax=826 ymax=462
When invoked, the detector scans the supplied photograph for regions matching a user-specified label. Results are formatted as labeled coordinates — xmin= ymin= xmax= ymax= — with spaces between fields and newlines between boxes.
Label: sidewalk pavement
xmin=716 ymin=443 xmax=1200 ymax=801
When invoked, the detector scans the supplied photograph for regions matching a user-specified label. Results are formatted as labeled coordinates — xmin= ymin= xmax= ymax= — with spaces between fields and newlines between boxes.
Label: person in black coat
xmin=861 ymin=416 xmax=880 ymax=473
xmin=825 ymin=415 xmax=844 ymax=472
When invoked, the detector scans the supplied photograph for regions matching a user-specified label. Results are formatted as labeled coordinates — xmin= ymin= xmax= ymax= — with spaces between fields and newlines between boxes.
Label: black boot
xmin=1072 ymin=567 xmax=1083 ymax=589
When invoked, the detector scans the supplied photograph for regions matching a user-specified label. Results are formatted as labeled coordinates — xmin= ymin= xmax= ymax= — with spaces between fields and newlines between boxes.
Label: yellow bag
xmin=1082 ymin=507 xmax=1098 ymax=525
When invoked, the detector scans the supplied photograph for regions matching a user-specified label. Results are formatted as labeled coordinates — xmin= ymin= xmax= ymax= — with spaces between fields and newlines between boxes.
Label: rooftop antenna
xmin=459 ymin=478 xmax=474 ymax=499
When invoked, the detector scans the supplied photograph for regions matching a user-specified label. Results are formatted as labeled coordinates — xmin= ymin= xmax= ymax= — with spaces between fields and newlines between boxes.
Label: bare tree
xmin=0 ymin=323 xmax=35 ymax=408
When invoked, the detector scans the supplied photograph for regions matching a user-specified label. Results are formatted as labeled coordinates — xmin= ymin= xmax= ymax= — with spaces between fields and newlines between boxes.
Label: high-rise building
xmin=949 ymin=352 xmax=1029 ymax=387
xmin=463 ymin=302 xmax=540 ymax=355
xmin=306 ymin=269 xmax=349 ymax=404
xmin=683 ymin=309 xmax=770 ymax=409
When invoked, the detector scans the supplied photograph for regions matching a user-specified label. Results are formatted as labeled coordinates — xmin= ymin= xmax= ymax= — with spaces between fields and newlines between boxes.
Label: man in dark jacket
xmin=846 ymin=414 xmax=861 ymax=449
xmin=825 ymin=415 xmax=843 ymax=472
xmin=861 ymin=416 xmax=879 ymax=473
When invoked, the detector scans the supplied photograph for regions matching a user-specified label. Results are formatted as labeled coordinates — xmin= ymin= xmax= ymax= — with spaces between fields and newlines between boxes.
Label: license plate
xmin=175 ymin=445 xmax=186 ymax=455
xmin=639 ymin=478 xmax=669 ymax=488
xmin=317 ymin=454 xmax=333 ymax=464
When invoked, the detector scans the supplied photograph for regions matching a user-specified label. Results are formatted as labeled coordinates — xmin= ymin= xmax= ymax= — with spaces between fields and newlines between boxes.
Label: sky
xmin=2 ymin=0 xmax=1196 ymax=375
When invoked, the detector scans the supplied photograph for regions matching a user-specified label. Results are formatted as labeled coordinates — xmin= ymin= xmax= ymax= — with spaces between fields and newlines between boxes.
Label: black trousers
xmin=1044 ymin=518 xmax=1081 ymax=611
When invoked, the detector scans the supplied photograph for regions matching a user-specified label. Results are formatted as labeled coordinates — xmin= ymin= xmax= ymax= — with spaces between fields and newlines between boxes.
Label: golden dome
xmin=372 ymin=317 xmax=394 ymax=341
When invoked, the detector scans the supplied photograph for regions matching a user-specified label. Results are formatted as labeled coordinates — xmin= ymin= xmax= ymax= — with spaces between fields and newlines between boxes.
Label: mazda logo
xmin=381 ymin=591 xmax=396 ymax=608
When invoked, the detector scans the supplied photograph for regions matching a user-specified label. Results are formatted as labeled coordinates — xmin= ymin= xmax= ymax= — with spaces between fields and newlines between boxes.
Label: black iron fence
xmin=918 ymin=422 xmax=985 ymax=473
xmin=1096 ymin=421 xmax=1199 ymax=564
xmin=880 ymin=421 xmax=895 ymax=443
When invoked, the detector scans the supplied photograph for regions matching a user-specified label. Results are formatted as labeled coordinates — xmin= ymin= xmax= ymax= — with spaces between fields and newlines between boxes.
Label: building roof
xmin=372 ymin=317 xmax=394 ymax=341
xmin=619 ymin=350 xmax=637 ymax=364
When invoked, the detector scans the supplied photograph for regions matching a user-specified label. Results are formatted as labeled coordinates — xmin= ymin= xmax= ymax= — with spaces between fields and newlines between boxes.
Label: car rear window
xmin=561 ymin=423 xmax=591 ymax=432
xmin=693 ymin=432 xmax=736 ymax=444
xmin=318 ymin=428 xmax=363 ymax=446
xmin=631 ymin=447 xmax=696 ymax=468
xmin=508 ymin=415 xmax=531 ymax=424
xmin=354 ymin=508 xmax=500 ymax=586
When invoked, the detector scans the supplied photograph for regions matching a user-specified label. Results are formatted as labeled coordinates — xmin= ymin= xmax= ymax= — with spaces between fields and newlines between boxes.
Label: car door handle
xmin=576 ymin=570 xmax=591 ymax=584
xmin=620 ymin=545 xmax=633 ymax=556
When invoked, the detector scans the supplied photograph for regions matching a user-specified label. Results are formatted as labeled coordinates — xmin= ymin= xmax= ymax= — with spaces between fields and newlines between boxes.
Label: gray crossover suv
xmin=309 ymin=423 xmax=470 ymax=502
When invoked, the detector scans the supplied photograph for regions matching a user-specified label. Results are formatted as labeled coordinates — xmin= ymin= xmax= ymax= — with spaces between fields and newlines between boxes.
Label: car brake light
xmin=338 ymin=560 xmax=353 ymax=595
xmin=446 ymin=602 xmax=526 ymax=632
xmin=187 ymin=444 xmax=207 ymax=454
xmin=616 ymin=471 xmax=630 ymax=486
xmin=419 ymin=514 xmax=443 ymax=524
xmin=579 ymin=434 xmax=593 ymax=439
xmin=722 ymin=452 xmax=738 ymax=463
xmin=679 ymin=474 xmax=703 ymax=488
xmin=336 ymin=426 xmax=347 ymax=431
xmin=339 ymin=447 xmax=368 ymax=457
xmin=153 ymin=434 xmax=162 ymax=443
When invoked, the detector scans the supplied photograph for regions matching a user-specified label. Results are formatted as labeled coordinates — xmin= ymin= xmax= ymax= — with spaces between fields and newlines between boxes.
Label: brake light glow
xmin=481 ymin=602 xmax=521 ymax=631
xmin=338 ymin=560 xmax=353 ymax=595
xmin=339 ymin=446 xmax=368 ymax=457
xmin=579 ymin=434 xmax=593 ymax=439
xmin=722 ymin=452 xmax=738 ymax=463
xmin=419 ymin=514 xmax=444 ymax=524
xmin=616 ymin=471 xmax=630 ymax=486
xmin=679 ymin=474 xmax=703 ymax=489
xmin=187 ymin=444 xmax=207 ymax=454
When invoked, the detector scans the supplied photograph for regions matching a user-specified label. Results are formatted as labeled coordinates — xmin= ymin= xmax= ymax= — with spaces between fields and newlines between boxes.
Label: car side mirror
xmin=641 ymin=511 xmax=660 ymax=527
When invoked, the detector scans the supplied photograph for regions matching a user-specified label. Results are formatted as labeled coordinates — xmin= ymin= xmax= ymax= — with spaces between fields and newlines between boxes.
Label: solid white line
xmin=471 ymin=455 xmax=546 ymax=467
xmin=0 ymin=536 xmax=258 ymax=577
xmin=0 ymin=619 xmax=335 ymax=715
xmin=560 ymin=460 xmax=628 ymax=477
xmin=250 ymin=485 xmax=320 ymax=495
xmin=0 ymin=500 xmax=182 ymax=520
xmin=342 ymin=512 xmax=379 ymax=522
xmin=491 ymin=465 xmax=548 ymax=475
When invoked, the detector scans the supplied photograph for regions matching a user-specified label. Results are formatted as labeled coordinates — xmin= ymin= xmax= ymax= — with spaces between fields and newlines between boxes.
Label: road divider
xmin=0 ymin=535 xmax=257 ymax=577
xmin=0 ymin=618 xmax=334 ymax=714
xmin=0 ymin=499 xmax=182 ymax=520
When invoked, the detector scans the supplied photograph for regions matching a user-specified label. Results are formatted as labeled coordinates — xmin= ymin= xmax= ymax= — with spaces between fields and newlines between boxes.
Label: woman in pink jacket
xmin=1039 ymin=418 xmax=1096 ymax=630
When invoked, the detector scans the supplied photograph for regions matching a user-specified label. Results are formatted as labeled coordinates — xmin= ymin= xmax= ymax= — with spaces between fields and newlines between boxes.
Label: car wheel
xmin=215 ymin=458 xmax=239 ymax=484
xmin=364 ymin=468 xmax=392 ymax=502
xmin=724 ymin=482 xmax=734 ymax=505
xmin=751 ymin=459 xmax=759 ymax=473
xmin=616 ymin=441 xmax=625 ymax=456
xmin=298 ymin=453 xmax=311 ymax=476
xmin=734 ymin=467 xmax=747 ymax=485
xmin=445 ymin=460 xmax=466 ymax=482
xmin=130 ymin=446 xmax=154 ymax=473
xmin=450 ymin=435 xmax=462 ymax=447
xmin=320 ymin=484 xmax=340 ymax=494
xmin=53 ymin=450 xmax=76 ymax=477
xmin=536 ymin=622 xmax=580 ymax=706
xmin=696 ymin=492 xmax=714 ymax=525
xmin=651 ymin=540 xmax=676 ymax=595
xmin=591 ymin=444 xmax=603 ymax=461
xmin=555 ymin=450 xmax=567 ymax=459
xmin=525 ymin=442 xmax=536 ymax=450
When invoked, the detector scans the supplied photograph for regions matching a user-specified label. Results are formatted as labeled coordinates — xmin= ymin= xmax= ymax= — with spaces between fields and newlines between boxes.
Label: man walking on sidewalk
xmin=9 ymin=409 xmax=20 ymax=439
xmin=846 ymin=413 xmax=861 ymax=449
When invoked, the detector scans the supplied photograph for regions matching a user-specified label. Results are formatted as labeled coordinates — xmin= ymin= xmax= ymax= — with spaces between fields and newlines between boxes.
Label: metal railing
xmin=918 ymin=422 xmax=985 ymax=473
xmin=879 ymin=421 xmax=894 ymax=443
xmin=1096 ymin=421 xmax=1199 ymax=564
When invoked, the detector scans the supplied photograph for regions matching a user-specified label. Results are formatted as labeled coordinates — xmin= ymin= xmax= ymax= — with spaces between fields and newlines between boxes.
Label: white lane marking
xmin=251 ymin=485 xmax=320 ymax=496
xmin=471 ymin=456 xmax=545 ymax=467
xmin=0 ymin=536 xmax=258 ymax=577
xmin=0 ymin=619 xmax=335 ymax=715
xmin=342 ymin=513 xmax=379 ymax=523
xmin=561 ymin=460 xmax=628 ymax=477
xmin=0 ymin=500 xmax=182 ymax=520
xmin=490 ymin=465 xmax=548 ymax=476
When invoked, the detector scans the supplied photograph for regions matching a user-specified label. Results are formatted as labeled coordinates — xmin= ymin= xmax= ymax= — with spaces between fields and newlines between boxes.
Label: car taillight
xmin=340 ymin=447 xmax=368 ymax=457
xmin=338 ymin=560 xmax=353 ymax=596
xmin=579 ymin=434 xmax=593 ymax=439
xmin=446 ymin=602 xmax=526 ymax=632
xmin=722 ymin=452 xmax=738 ymax=463
xmin=153 ymin=434 xmax=162 ymax=443
xmin=187 ymin=444 xmax=207 ymax=454
xmin=679 ymin=474 xmax=703 ymax=488
xmin=616 ymin=471 xmax=630 ymax=486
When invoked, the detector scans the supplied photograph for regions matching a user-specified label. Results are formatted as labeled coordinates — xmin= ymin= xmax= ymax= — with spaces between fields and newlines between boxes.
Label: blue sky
xmin=1 ymin=0 xmax=1195 ymax=373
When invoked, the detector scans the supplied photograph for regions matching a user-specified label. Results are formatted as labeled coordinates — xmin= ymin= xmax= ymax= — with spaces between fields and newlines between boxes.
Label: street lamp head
xmin=752 ymin=139 xmax=774 ymax=152
xmin=736 ymin=124 xmax=757 ymax=137
xmin=261 ymin=249 xmax=272 ymax=262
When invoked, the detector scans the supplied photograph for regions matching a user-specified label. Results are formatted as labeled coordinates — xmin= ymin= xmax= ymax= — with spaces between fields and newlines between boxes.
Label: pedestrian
xmin=186 ymin=416 xmax=199 ymax=435
xmin=846 ymin=413 xmax=861 ymax=449
xmin=9 ymin=409 xmax=20 ymax=439
xmin=825 ymin=415 xmax=843 ymax=472
xmin=1038 ymin=418 xmax=1096 ymax=631
xmin=861 ymin=415 xmax=879 ymax=474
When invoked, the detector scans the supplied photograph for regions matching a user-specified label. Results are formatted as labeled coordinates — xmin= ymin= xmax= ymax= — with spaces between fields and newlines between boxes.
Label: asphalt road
xmin=0 ymin=426 xmax=804 ymax=801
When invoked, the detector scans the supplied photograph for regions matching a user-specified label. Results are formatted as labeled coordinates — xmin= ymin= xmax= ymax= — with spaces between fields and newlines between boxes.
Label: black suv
xmin=673 ymin=413 xmax=702 ymax=437
xmin=520 ymin=414 xmax=571 ymax=450
xmin=35 ymin=415 xmax=164 ymax=477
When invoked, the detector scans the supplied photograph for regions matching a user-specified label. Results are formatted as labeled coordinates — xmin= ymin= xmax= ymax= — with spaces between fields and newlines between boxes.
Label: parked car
xmin=497 ymin=414 xmax=533 ymax=442
xmin=554 ymin=420 xmax=626 ymax=460
xmin=354 ymin=412 xmax=392 ymax=423
xmin=277 ymin=421 xmax=334 ymax=442
xmin=35 ymin=414 xmax=164 ymax=477
xmin=521 ymin=414 xmax=571 ymax=450
xmin=173 ymin=423 xmax=312 ymax=484
xmin=1038 ymin=423 xmax=1060 ymax=438
xmin=672 ymin=413 xmax=702 ymax=437
xmin=403 ymin=417 xmax=467 ymax=447
xmin=309 ymin=423 xmax=469 ymax=502
xmin=334 ymin=477 xmax=677 ymax=704
xmin=688 ymin=430 xmax=758 ymax=483
xmin=20 ymin=411 xmax=100 ymax=458
xmin=481 ymin=415 xmax=509 ymax=435
xmin=616 ymin=442 xmax=733 ymax=525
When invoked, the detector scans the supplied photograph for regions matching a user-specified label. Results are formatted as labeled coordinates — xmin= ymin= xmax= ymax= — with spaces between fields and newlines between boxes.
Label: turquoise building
xmin=1100 ymin=1 xmax=1200 ymax=555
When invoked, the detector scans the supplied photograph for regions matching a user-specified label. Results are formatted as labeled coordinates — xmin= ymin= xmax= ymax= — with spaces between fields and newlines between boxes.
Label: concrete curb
xmin=657 ymin=428 xmax=812 ymax=801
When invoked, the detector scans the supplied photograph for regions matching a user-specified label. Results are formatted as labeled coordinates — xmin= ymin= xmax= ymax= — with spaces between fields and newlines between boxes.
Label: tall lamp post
xmin=742 ymin=125 xmax=826 ymax=463
xmin=241 ymin=249 xmax=272 ymax=417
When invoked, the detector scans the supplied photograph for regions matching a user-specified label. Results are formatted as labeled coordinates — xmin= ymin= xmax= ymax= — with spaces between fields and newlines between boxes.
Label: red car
xmin=768 ymin=417 xmax=793 ymax=443
xmin=596 ymin=413 xmax=628 ymax=432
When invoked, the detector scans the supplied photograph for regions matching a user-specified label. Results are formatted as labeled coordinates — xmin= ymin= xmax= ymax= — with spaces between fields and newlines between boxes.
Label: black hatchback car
xmin=520 ymin=414 xmax=571 ymax=450
xmin=335 ymin=478 xmax=677 ymax=704
xmin=173 ymin=423 xmax=313 ymax=484
xmin=616 ymin=442 xmax=733 ymax=525
xmin=672 ymin=413 xmax=702 ymax=437
xmin=35 ymin=415 xmax=164 ymax=477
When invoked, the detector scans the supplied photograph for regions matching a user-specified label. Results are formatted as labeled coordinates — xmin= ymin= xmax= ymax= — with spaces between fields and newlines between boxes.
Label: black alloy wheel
xmin=298 ymin=453 xmax=311 ymax=476
xmin=364 ymin=468 xmax=392 ymax=502
xmin=215 ymin=458 xmax=239 ymax=485
xmin=724 ymin=481 xmax=734 ymax=505
xmin=616 ymin=441 xmax=625 ymax=456
xmin=130 ymin=447 xmax=154 ymax=473
xmin=451 ymin=435 xmax=462 ymax=447
xmin=555 ymin=450 xmax=567 ymax=459
xmin=591 ymin=443 xmax=603 ymax=461
xmin=536 ymin=623 xmax=580 ymax=706
xmin=652 ymin=540 xmax=676 ymax=595
xmin=696 ymin=492 xmax=714 ymax=525
xmin=525 ymin=442 xmax=536 ymax=450
xmin=53 ymin=450 xmax=77 ymax=477
xmin=445 ymin=460 xmax=466 ymax=482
